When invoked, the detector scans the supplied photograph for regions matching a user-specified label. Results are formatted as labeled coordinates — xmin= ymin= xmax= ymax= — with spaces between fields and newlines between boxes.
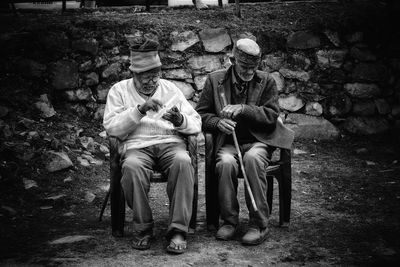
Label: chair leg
xmin=266 ymin=175 xmax=274 ymax=215
xmin=279 ymin=149 xmax=292 ymax=227
xmin=111 ymin=184 xmax=125 ymax=237
xmin=99 ymin=189 xmax=110 ymax=221
xmin=189 ymin=176 xmax=198 ymax=233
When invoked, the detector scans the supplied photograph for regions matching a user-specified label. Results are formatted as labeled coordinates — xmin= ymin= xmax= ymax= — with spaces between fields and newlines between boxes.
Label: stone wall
xmin=1 ymin=15 xmax=399 ymax=139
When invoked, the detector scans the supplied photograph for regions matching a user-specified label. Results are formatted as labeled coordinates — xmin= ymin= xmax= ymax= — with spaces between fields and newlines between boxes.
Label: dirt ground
xmin=1 ymin=1 xmax=400 ymax=266
xmin=1 ymin=113 xmax=399 ymax=266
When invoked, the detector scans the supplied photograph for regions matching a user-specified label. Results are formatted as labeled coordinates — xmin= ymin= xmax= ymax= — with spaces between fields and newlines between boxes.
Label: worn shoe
xmin=241 ymin=227 xmax=269 ymax=245
xmin=216 ymin=224 xmax=237 ymax=240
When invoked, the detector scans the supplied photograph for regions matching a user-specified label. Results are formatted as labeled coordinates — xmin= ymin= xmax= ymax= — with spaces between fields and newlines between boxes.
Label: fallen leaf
xmin=49 ymin=235 xmax=93 ymax=245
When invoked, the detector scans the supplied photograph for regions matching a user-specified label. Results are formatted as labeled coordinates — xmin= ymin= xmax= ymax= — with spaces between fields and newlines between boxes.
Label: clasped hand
xmin=217 ymin=104 xmax=243 ymax=134
xmin=139 ymin=98 xmax=183 ymax=126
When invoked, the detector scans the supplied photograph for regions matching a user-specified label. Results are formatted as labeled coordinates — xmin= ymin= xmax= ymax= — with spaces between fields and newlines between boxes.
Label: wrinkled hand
xmin=138 ymin=98 xmax=163 ymax=114
xmin=217 ymin=118 xmax=236 ymax=135
xmin=162 ymin=106 xmax=184 ymax=127
xmin=220 ymin=104 xmax=244 ymax=119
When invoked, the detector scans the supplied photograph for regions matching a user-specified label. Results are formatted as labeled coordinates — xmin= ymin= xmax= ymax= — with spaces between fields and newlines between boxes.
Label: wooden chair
xmin=99 ymin=135 xmax=198 ymax=237
xmin=204 ymin=132 xmax=292 ymax=231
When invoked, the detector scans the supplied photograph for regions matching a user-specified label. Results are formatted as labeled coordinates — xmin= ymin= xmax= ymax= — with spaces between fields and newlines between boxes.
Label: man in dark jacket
xmin=196 ymin=38 xmax=294 ymax=245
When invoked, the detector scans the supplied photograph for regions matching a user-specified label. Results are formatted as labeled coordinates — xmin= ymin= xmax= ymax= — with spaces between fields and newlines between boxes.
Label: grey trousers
xmin=120 ymin=142 xmax=194 ymax=235
xmin=216 ymin=142 xmax=270 ymax=229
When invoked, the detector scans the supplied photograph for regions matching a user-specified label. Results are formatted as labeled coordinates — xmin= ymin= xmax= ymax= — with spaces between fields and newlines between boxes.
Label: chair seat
xmin=150 ymin=172 xmax=167 ymax=183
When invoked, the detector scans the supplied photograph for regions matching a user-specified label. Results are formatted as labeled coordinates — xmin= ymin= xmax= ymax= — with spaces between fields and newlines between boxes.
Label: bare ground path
xmin=1 ymin=130 xmax=399 ymax=266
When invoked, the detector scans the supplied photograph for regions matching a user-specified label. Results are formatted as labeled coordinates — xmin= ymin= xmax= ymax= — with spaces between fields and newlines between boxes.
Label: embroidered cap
xmin=233 ymin=38 xmax=261 ymax=67
xmin=128 ymin=35 xmax=162 ymax=73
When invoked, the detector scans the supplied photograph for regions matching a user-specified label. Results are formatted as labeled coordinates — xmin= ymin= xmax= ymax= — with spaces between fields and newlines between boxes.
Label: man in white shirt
xmin=103 ymin=36 xmax=201 ymax=254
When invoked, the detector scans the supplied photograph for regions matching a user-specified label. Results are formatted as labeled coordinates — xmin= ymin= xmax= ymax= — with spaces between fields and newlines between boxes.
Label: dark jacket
xmin=196 ymin=67 xmax=294 ymax=156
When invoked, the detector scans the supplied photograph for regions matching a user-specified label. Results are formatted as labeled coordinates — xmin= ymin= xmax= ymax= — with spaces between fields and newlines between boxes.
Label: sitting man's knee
xmin=173 ymin=151 xmax=191 ymax=165
xmin=216 ymin=153 xmax=237 ymax=167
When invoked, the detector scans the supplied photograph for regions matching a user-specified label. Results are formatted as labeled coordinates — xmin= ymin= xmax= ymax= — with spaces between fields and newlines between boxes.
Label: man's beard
xmin=138 ymin=82 xmax=159 ymax=95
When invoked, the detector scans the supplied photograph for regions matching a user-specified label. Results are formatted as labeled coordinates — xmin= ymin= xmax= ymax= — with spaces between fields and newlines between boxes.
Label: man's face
xmin=234 ymin=61 xmax=258 ymax=82
xmin=134 ymin=68 xmax=161 ymax=94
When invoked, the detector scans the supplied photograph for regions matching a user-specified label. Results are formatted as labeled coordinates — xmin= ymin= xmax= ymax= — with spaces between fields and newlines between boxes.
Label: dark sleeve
xmin=195 ymin=75 xmax=221 ymax=132
xmin=239 ymin=76 xmax=279 ymax=133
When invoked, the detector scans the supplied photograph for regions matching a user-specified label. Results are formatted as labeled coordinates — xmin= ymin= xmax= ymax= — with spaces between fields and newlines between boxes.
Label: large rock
xmin=374 ymin=99 xmax=391 ymax=115
xmin=45 ymin=151 xmax=73 ymax=172
xmin=352 ymin=100 xmax=376 ymax=116
xmin=169 ymin=80 xmax=195 ymax=99
xmin=350 ymin=45 xmax=377 ymax=62
xmin=187 ymin=55 xmax=222 ymax=75
xmin=344 ymin=116 xmax=389 ymax=135
xmin=278 ymin=95 xmax=304 ymax=112
xmin=279 ymin=68 xmax=310 ymax=82
xmin=261 ymin=53 xmax=285 ymax=71
xmin=96 ymin=83 xmax=110 ymax=103
xmin=230 ymin=31 xmax=257 ymax=44
xmin=194 ymin=75 xmax=208 ymax=91
xmin=170 ymin=31 xmax=200 ymax=52
xmin=64 ymin=88 xmax=93 ymax=102
xmin=50 ymin=59 xmax=79 ymax=90
xmin=102 ymin=63 xmax=120 ymax=81
xmin=85 ymin=72 xmax=99 ymax=87
xmin=312 ymin=68 xmax=346 ymax=84
xmin=163 ymin=69 xmax=192 ymax=80
xmin=324 ymin=94 xmax=352 ymax=117
xmin=287 ymin=31 xmax=320 ymax=49
xmin=316 ymin=49 xmax=348 ymax=68
xmin=344 ymin=83 xmax=380 ymax=98
xmin=305 ymin=102 xmax=323 ymax=116
xmin=34 ymin=94 xmax=56 ymax=118
xmin=199 ymin=28 xmax=231 ymax=53
xmin=72 ymin=38 xmax=98 ymax=56
xmin=285 ymin=113 xmax=340 ymax=140
xmin=352 ymin=63 xmax=389 ymax=82
xmin=323 ymin=29 xmax=341 ymax=47
xmin=286 ymin=53 xmax=311 ymax=70
xmin=270 ymin=72 xmax=285 ymax=92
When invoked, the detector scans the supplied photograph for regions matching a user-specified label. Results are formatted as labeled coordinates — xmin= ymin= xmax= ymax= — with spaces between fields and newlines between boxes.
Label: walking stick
xmin=220 ymin=92 xmax=258 ymax=212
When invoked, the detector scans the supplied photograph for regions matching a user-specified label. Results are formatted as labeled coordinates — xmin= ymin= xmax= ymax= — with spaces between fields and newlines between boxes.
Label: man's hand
xmin=162 ymin=106 xmax=184 ymax=127
xmin=220 ymin=104 xmax=244 ymax=119
xmin=138 ymin=98 xmax=163 ymax=114
xmin=217 ymin=118 xmax=236 ymax=135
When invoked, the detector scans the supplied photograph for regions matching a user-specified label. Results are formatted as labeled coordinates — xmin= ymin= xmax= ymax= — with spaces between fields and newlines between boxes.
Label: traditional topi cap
xmin=233 ymin=38 xmax=261 ymax=67
xmin=129 ymin=36 xmax=162 ymax=73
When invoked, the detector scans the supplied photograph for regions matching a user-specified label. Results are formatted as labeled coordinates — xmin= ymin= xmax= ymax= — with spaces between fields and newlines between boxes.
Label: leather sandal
xmin=166 ymin=232 xmax=187 ymax=254
xmin=132 ymin=232 xmax=153 ymax=250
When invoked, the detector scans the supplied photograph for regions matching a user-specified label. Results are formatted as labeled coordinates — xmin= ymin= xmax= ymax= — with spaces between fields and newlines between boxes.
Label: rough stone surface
xmin=324 ymin=29 xmax=341 ymax=47
xmin=95 ymin=56 xmax=108 ymax=69
xmin=169 ymin=80 xmax=195 ymax=99
xmin=163 ymin=69 xmax=192 ymax=80
xmin=42 ymin=31 xmax=69 ymax=53
xmin=64 ymin=88 xmax=93 ymax=102
xmin=316 ymin=49 xmax=348 ymax=68
xmin=325 ymin=94 xmax=352 ymax=117
xmin=199 ymin=28 xmax=231 ymax=53
xmin=270 ymin=72 xmax=285 ymax=92
xmin=45 ymin=151 xmax=73 ymax=172
xmin=344 ymin=116 xmax=390 ymax=135
xmin=286 ymin=53 xmax=311 ymax=70
xmin=352 ymin=100 xmax=376 ymax=116
xmin=350 ymin=46 xmax=376 ymax=62
xmin=187 ymin=55 xmax=222 ymax=74
xmin=261 ymin=53 xmax=285 ymax=71
xmin=278 ymin=95 xmax=304 ymax=112
xmin=230 ymin=31 xmax=257 ymax=44
xmin=16 ymin=59 xmax=46 ymax=78
xmin=96 ymin=83 xmax=110 ymax=103
xmin=374 ymin=99 xmax=391 ymax=115
xmin=194 ymin=75 xmax=208 ymax=91
xmin=287 ymin=31 xmax=320 ymax=49
xmin=94 ymin=104 xmax=105 ymax=120
xmin=305 ymin=102 xmax=323 ymax=116
xmin=85 ymin=72 xmax=99 ymax=87
xmin=346 ymin=32 xmax=363 ymax=43
xmin=279 ymin=68 xmax=310 ymax=82
xmin=170 ymin=31 xmax=200 ymax=52
xmin=392 ymin=105 xmax=400 ymax=118
xmin=72 ymin=38 xmax=98 ymax=56
xmin=352 ymin=63 xmax=389 ymax=82
xmin=285 ymin=113 xmax=340 ymax=140
xmin=344 ymin=83 xmax=381 ymax=98
xmin=102 ymin=63 xmax=120 ymax=81
xmin=34 ymin=94 xmax=56 ymax=118
xmin=50 ymin=60 xmax=79 ymax=90
xmin=80 ymin=60 xmax=93 ymax=72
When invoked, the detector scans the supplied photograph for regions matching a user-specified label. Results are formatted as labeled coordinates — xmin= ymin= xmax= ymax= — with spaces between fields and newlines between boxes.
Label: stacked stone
xmin=4 ymin=25 xmax=399 ymax=139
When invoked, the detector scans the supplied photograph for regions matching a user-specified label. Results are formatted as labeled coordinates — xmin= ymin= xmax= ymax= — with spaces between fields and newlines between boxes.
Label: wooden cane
xmin=221 ymin=93 xmax=258 ymax=212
